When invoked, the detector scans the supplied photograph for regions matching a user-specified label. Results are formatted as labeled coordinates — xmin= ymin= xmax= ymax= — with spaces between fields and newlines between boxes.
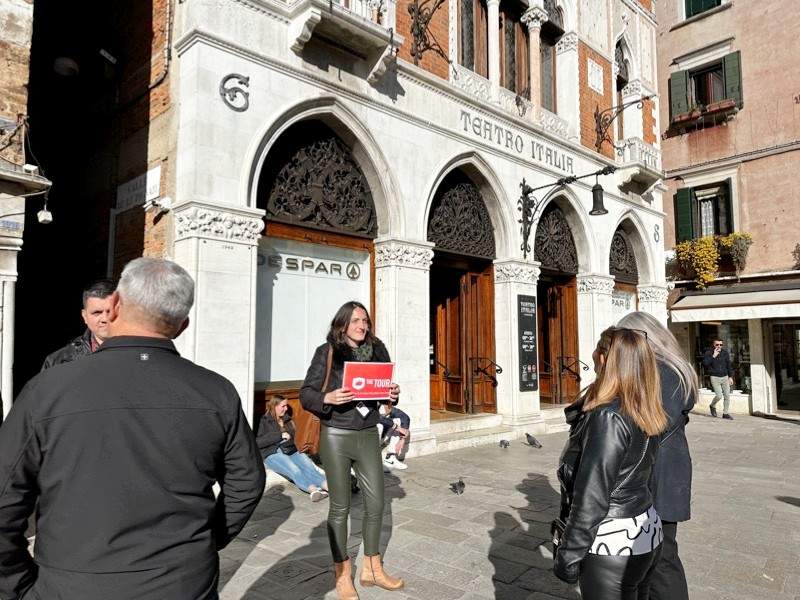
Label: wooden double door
xmin=429 ymin=260 xmax=497 ymax=414
xmin=537 ymin=276 xmax=581 ymax=404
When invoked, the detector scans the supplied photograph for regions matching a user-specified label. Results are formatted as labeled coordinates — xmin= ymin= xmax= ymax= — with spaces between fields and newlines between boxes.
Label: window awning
xmin=670 ymin=289 xmax=800 ymax=322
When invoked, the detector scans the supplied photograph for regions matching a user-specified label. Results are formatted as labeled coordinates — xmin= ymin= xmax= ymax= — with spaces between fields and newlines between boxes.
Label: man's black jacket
xmin=702 ymin=348 xmax=733 ymax=377
xmin=0 ymin=336 xmax=266 ymax=600
xmin=652 ymin=363 xmax=695 ymax=522
xmin=40 ymin=329 xmax=94 ymax=371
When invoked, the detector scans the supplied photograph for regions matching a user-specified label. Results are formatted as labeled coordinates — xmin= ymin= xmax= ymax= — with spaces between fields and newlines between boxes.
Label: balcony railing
xmin=330 ymin=0 xmax=396 ymax=30
xmin=617 ymin=137 xmax=662 ymax=193
xmin=620 ymin=137 xmax=660 ymax=171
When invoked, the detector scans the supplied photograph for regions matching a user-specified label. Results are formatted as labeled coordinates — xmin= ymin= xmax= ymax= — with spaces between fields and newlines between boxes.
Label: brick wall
xmin=395 ymin=0 xmax=450 ymax=79
xmin=578 ymin=42 xmax=613 ymax=159
xmin=0 ymin=0 xmax=34 ymax=166
xmin=642 ymin=97 xmax=656 ymax=145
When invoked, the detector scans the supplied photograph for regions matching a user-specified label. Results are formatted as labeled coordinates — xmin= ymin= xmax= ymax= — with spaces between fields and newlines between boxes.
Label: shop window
xmin=695 ymin=320 xmax=751 ymax=393
xmin=685 ymin=0 xmax=721 ymax=19
xmin=674 ymin=179 xmax=733 ymax=242
xmin=668 ymin=51 xmax=742 ymax=127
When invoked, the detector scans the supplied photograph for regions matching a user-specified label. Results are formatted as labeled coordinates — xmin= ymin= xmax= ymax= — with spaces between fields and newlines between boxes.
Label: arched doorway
xmin=427 ymin=170 xmax=498 ymax=415
xmin=253 ymin=120 xmax=378 ymax=416
xmin=535 ymin=202 xmax=580 ymax=404
xmin=610 ymin=222 xmax=641 ymax=320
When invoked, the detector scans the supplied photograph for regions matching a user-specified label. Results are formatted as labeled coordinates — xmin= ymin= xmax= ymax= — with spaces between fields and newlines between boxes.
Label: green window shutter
xmin=723 ymin=51 xmax=743 ymax=108
xmin=675 ymin=188 xmax=694 ymax=243
xmin=717 ymin=178 xmax=733 ymax=235
xmin=669 ymin=70 xmax=690 ymax=120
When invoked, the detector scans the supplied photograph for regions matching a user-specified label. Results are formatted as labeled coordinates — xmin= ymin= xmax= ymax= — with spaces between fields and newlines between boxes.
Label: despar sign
xmin=342 ymin=362 xmax=395 ymax=400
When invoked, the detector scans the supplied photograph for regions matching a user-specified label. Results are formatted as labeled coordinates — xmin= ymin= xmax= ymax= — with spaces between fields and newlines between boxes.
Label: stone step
xmin=434 ymin=425 xmax=520 ymax=454
xmin=541 ymin=407 xmax=570 ymax=434
xmin=430 ymin=413 xmax=504 ymax=436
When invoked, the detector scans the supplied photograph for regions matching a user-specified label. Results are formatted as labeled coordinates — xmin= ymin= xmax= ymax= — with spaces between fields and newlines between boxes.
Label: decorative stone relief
xmin=452 ymin=64 xmax=492 ymax=102
xmin=556 ymin=31 xmax=578 ymax=54
xmin=638 ymin=286 xmax=669 ymax=303
xmin=494 ymin=263 xmax=541 ymax=284
xmin=175 ymin=207 xmax=264 ymax=243
xmin=375 ymin=241 xmax=434 ymax=269
xmin=219 ymin=74 xmax=250 ymax=112
xmin=577 ymin=276 xmax=615 ymax=295
xmin=622 ymin=79 xmax=642 ymax=97
xmin=536 ymin=107 xmax=571 ymax=139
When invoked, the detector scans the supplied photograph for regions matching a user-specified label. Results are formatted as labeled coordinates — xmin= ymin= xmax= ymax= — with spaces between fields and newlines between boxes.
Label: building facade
xmin=0 ymin=0 xmax=50 ymax=420
xmin=20 ymin=0 xmax=668 ymax=450
xmin=657 ymin=0 xmax=800 ymax=416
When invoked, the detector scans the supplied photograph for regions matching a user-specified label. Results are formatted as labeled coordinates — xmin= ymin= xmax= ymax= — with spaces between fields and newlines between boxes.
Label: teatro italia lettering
xmin=459 ymin=109 xmax=575 ymax=174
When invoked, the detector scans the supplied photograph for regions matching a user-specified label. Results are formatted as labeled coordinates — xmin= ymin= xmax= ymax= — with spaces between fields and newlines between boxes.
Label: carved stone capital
xmin=622 ymin=79 xmax=643 ymax=98
xmin=494 ymin=261 xmax=541 ymax=284
xmin=174 ymin=202 xmax=265 ymax=244
xmin=577 ymin=275 xmax=615 ymax=295
xmin=521 ymin=7 xmax=548 ymax=30
xmin=375 ymin=239 xmax=434 ymax=270
xmin=637 ymin=285 xmax=669 ymax=303
xmin=556 ymin=31 xmax=579 ymax=55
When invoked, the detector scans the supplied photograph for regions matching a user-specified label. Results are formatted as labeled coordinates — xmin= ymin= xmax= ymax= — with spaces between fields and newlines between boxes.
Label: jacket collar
xmin=95 ymin=336 xmax=179 ymax=355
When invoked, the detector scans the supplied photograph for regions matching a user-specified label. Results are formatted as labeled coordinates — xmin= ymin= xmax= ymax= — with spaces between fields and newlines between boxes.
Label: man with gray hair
xmin=0 ymin=257 xmax=265 ymax=600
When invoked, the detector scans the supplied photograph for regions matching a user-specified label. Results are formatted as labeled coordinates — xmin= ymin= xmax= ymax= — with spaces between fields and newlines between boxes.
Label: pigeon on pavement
xmin=499 ymin=439 xmax=510 ymax=448
xmin=449 ymin=479 xmax=466 ymax=495
xmin=525 ymin=433 xmax=543 ymax=448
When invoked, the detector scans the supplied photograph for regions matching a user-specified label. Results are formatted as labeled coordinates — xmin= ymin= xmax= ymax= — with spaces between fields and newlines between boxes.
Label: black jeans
xmin=649 ymin=521 xmax=689 ymax=600
xmin=579 ymin=547 xmax=661 ymax=600
xmin=319 ymin=426 xmax=384 ymax=562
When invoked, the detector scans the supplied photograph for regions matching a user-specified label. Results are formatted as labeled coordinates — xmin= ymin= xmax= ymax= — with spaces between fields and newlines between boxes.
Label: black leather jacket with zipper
xmin=554 ymin=398 xmax=659 ymax=583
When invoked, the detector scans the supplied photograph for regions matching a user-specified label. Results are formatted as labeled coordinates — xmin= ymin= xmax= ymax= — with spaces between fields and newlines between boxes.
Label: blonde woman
xmin=555 ymin=328 xmax=668 ymax=599
xmin=255 ymin=395 xmax=328 ymax=502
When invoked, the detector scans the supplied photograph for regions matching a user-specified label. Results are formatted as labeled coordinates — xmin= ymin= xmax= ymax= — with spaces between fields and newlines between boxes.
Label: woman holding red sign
xmin=301 ymin=301 xmax=402 ymax=600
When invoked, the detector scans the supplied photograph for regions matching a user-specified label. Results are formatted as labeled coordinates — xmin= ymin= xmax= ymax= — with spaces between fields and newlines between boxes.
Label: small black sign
xmin=518 ymin=295 xmax=538 ymax=392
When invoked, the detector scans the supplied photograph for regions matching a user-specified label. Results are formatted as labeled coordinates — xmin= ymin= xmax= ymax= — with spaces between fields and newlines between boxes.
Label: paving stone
xmin=219 ymin=415 xmax=800 ymax=600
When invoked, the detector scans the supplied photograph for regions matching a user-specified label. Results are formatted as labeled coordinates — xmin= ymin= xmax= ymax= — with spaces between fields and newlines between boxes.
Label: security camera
xmin=37 ymin=208 xmax=53 ymax=224
xmin=22 ymin=164 xmax=39 ymax=176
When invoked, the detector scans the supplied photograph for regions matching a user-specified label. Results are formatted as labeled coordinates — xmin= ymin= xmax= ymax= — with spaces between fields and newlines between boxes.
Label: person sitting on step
xmin=378 ymin=403 xmax=410 ymax=471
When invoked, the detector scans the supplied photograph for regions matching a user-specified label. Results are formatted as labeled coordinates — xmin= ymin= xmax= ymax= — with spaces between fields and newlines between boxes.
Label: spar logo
xmin=352 ymin=377 xmax=366 ymax=390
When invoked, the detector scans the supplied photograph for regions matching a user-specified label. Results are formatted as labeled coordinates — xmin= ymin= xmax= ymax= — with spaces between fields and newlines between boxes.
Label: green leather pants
xmin=319 ymin=426 xmax=385 ymax=562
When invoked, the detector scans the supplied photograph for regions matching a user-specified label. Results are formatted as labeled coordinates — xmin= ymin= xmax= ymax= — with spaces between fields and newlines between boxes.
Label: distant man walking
xmin=703 ymin=338 xmax=734 ymax=420
xmin=41 ymin=279 xmax=116 ymax=369
xmin=0 ymin=258 xmax=266 ymax=600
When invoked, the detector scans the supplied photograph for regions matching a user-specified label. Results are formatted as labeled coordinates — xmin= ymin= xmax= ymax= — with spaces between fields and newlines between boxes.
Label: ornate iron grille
xmin=428 ymin=182 xmax=496 ymax=259
xmin=265 ymin=135 xmax=377 ymax=238
xmin=534 ymin=205 xmax=578 ymax=273
xmin=461 ymin=0 xmax=475 ymax=69
xmin=504 ymin=17 xmax=516 ymax=93
xmin=609 ymin=230 xmax=639 ymax=284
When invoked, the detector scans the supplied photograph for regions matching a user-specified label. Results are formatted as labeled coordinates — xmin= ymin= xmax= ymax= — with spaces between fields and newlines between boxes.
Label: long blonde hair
xmin=583 ymin=327 xmax=668 ymax=436
xmin=266 ymin=395 xmax=289 ymax=432
xmin=616 ymin=311 xmax=698 ymax=408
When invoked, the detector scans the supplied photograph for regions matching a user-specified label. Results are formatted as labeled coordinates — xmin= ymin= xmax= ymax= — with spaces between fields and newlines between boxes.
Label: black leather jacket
xmin=554 ymin=399 xmax=659 ymax=583
xmin=41 ymin=329 xmax=94 ymax=371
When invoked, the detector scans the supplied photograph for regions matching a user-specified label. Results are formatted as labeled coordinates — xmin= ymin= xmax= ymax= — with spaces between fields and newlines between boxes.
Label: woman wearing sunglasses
xmin=555 ymin=327 xmax=668 ymax=599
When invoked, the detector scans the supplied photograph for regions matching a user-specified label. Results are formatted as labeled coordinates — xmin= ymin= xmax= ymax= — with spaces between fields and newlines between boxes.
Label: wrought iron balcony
xmin=289 ymin=0 xmax=402 ymax=84
xmin=616 ymin=137 xmax=662 ymax=194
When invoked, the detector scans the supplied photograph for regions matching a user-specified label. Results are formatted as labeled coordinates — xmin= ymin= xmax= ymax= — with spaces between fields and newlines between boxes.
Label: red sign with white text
xmin=342 ymin=362 xmax=395 ymax=401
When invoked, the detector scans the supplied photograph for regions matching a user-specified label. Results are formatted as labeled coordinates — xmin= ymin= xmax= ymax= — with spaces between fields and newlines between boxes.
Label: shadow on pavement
xmin=235 ymin=472 xmax=405 ymax=599
xmin=775 ymin=496 xmax=800 ymax=509
xmin=488 ymin=471 xmax=579 ymax=600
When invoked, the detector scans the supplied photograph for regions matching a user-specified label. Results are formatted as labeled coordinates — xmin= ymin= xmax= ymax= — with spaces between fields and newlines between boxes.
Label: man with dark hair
xmin=41 ymin=279 xmax=116 ymax=370
xmin=0 ymin=258 xmax=265 ymax=599
xmin=703 ymin=338 xmax=735 ymax=420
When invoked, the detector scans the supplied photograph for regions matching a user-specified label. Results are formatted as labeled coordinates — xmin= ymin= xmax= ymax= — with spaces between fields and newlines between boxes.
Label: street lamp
xmin=518 ymin=166 xmax=616 ymax=259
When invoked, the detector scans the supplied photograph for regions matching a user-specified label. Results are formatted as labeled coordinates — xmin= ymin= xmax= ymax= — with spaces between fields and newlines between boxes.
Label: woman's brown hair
xmin=266 ymin=395 xmax=289 ymax=431
xmin=583 ymin=327 xmax=668 ymax=436
xmin=326 ymin=301 xmax=377 ymax=353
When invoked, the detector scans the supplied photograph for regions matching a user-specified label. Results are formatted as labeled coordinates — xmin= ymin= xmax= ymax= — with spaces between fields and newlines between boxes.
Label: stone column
xmin=171 ymin=200 xmax=265 ymax=425
xmin=521 ymin=4 xmax=547 ymax=114
xmin=494 ymin=259 xmax=542 ymax=428
xmin=576 ymin=274 xmax=615 ymax=385
xmin=374 ymin=238 xmax=435 ymax=452
xmin=487 ymin=0 xmax=501 ymax=99
xmin=747 ymin=318 xmax=771 ymax=414
xmin=0 ymin=192 xmax=24 ymax=420
xmin=555 ymin=31 xmax=580 ymax=140
xmin=621 ymin=79 xmax=645 ymax=141
xmin=637 ymin=284 xmax=669 ymax=324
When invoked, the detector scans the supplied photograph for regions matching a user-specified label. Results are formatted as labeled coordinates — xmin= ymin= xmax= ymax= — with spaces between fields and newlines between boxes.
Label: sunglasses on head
xmin=610 ymin=327 xmax=648 ymax=341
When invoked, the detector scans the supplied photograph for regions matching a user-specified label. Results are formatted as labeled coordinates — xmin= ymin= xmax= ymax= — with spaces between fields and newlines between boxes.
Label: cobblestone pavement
xmin=219 ymin=413 xmax=800 ymax=600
